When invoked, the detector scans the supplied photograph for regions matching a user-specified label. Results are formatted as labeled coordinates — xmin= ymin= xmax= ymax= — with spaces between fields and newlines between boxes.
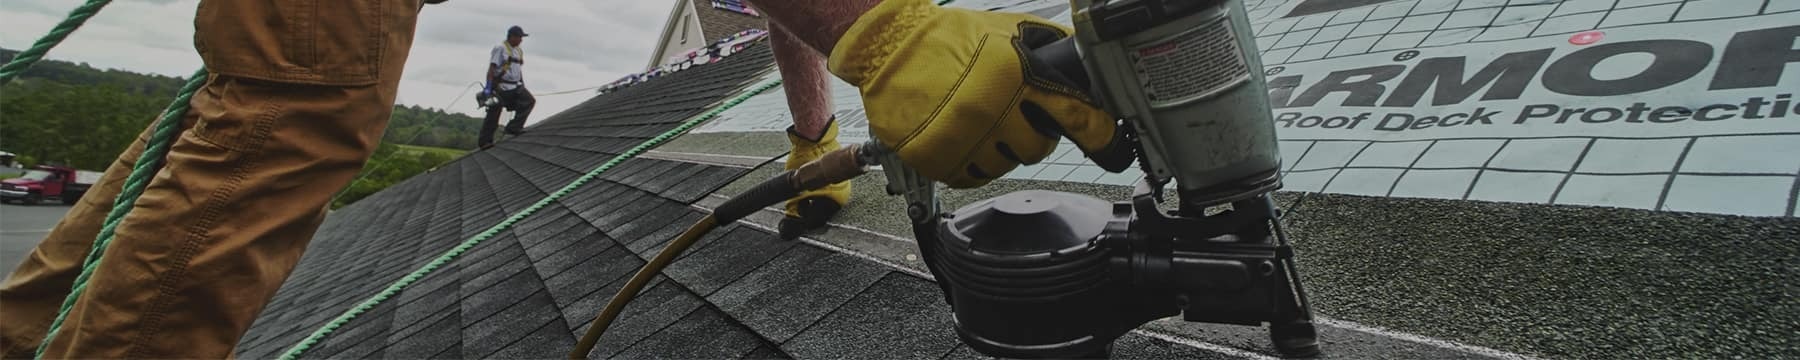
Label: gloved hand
xmin=779 ymin=119 xmax=851 ymax=240
xmin=477 ymin=85 xmax=497 ymax=108
xmin=827 ymin=0 xmax=1122 ymax=188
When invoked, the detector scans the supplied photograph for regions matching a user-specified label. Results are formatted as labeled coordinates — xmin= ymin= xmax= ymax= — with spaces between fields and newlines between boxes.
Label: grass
xmin=394 ymin=144 xmax=467 ymax=158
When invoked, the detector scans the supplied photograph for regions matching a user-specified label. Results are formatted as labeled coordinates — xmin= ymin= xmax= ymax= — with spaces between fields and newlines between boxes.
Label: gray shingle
xmin=610 ymin=305 xmax=767 ymax=359
xmin=463 ymin=290 xmax=563 ymax=358
xmin=461 ymin=241 xmax=536 ymax=293
xmin=783 ymin=273 xmax=961 ymax=359
xmin=489 ymin=317 xmax=577 ymax=359
xmin=381 ymin=309 xmax=461 ymax=358
xmin=529 ymin=227 xmax=616 ymax=278
xmin=663 ymin=226 xmax=798 ymax=295
xmin=606 ymin=201 xmax=691 ymax=242
xmin=708 ymin=245 xmax=890 ymax=343
xmin=627 ymin=210 xmax=708 ymax=256
xmin=574 ymin=279 xmax=707 ymax=359
xmin=515 ymin=210 xmax=585 ymax=245
xmin=306 ymin=302 xmax=394 ymax=359
xmin=544 ymin=245 xmax=645 ymax=310
xmin=238 ymin=43 xmax=796 ymax=359
xmin=743 ymin=344 xmax=793 ymax=359
xmin=392 ymin=271 xmax=463 ymax=328
xmin=462 ymin=265 xmax=545 ymax=325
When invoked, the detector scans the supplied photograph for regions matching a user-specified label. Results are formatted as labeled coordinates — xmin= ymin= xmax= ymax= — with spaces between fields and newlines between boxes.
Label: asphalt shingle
xmin=528 ymin=226 xmax=616 ymax=279
xmin=782 ymin=272 xmax=962 ymax=359
xmin=463 ymin=290 xmax=563 ymax=358
xmin=245 ymin=41 xmax=786 ymax=359
xmin=573 ymin=279 xmax=707 ymax=359
xmin=609 ymin=305 xmax=767 ymax=359
xmin=381 ymin=309 xmax=461 ymax=358
xmin=708 ymin=245 xmax=889 ymax=343
xmin=543 ymin=245 xmax=644 ymax=311
xmin=662 ymin=226 xmax=798 ymax=296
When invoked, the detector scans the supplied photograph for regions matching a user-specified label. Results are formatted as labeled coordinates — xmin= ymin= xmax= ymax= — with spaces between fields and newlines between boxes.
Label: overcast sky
xmin=1 ymin=0 xmax=682 ymax=122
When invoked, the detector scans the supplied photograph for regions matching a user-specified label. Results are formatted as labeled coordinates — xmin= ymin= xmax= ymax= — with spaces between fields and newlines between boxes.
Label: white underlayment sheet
xmin=693 ymin=0 xmax=1800 ymax=217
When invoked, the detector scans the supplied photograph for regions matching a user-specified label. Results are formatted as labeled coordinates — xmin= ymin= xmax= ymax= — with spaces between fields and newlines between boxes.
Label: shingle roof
xmin=695 ymin=3 xmax=766 ymax=46
xmin=236 ymin=1 xmax=1800 ymax=359
xmin=235 ymin=43 xmax=790 ymax=359
xmin=235 ymin=36 xmax=1242 ymax=359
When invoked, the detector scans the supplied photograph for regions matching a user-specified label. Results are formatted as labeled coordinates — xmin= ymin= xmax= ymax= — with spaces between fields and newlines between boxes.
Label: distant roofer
xmin=479 ymin=25 xmax=536 ymax=149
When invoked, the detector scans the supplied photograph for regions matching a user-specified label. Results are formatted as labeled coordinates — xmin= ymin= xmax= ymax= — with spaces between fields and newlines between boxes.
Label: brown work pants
xmin=0 ymin=0 xmax=421 ymax=358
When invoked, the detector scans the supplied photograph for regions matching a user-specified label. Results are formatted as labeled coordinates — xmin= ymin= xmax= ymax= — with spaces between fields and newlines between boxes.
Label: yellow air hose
xmin=570 ymin=143 xmax=872 ymax=359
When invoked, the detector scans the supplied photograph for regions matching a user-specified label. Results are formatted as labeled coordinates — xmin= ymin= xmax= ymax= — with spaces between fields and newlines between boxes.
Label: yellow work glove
xmin=827 ymin=0 xmax=1124 ymax=188
xmin=780 ymin=118 xmax=852 ymax=240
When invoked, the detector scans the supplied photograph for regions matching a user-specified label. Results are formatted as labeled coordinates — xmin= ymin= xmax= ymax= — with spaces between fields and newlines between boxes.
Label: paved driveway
xmin=0 ymin=203 xmax=71 ymax=274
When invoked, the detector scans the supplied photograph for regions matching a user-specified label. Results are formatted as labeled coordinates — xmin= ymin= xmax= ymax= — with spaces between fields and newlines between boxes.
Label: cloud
xmin=0 ymin=0 xmax=201 ymax=76
xmin=2 ymin=0 xmax=681 ymax=121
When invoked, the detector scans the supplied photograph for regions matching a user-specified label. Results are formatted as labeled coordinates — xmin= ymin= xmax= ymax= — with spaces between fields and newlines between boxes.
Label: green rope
xmin=0 ymin=0 xmax=114 ymax=85
xmin=3 ymin=0 xmax=208 ymax=356
xmin=34 ymin=68 xmax=208 ymax=359
xmin=278 ymin=78 xmax=785 ymax=359
xmin=284 ymin=2 xmax=968 ymax=355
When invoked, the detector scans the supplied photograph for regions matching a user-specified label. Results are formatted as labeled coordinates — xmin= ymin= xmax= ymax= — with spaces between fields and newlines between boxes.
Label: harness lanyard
xmin=500 ymin=43 xmax=521 ymax=85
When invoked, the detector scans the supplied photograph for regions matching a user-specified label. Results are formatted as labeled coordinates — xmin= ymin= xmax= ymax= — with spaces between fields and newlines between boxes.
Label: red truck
xmin=2 ymin=165 xmax=101 ymax=205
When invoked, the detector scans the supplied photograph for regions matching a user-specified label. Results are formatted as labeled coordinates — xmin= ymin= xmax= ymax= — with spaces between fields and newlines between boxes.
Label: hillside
xmin=0 ymin=48 xmax=483 ymax=207
xmin=385 ymin=104 xmax=484 ymax=150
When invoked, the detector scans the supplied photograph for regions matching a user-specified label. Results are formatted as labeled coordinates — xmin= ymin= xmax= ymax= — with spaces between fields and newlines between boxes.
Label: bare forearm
xmin=749 ymin=0 xmax=881 ymax=55
xmin=769 ymin=22 xmax=835 ymax=138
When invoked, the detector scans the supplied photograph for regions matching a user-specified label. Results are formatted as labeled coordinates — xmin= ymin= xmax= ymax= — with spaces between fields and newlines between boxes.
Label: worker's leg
xmin=504 ymin=87 xmax=533 ymax=134
xmin=766 ymin=20 xmax=851 ymax=239
xmin=35 ymin=0 xmax=422 ymax=358
xmin=480 ymin=101 xmax=504 ymax=148
xmin=0 ymin=123 xmax=162 ymax=359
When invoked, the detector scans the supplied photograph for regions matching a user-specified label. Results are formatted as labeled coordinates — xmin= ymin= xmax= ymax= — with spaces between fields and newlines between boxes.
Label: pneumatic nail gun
xmin=875 ymin=0 xmax=1321 ymax=357
xmin=654 ymin=0 xmax=1320 ymax=357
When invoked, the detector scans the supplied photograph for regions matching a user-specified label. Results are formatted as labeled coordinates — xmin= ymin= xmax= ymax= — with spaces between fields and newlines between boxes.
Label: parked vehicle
xmin=1 ymin=165 xmax=101 ymax=205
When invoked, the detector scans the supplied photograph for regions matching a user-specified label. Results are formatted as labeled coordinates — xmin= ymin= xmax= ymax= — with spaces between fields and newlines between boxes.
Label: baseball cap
xmin=508 ymin=26 xmax=529 ymax=37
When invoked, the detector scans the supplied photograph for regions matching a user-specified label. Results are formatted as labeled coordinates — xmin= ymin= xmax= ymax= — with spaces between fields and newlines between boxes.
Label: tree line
xmin=1 ymin=48 xmax=481 ymax=207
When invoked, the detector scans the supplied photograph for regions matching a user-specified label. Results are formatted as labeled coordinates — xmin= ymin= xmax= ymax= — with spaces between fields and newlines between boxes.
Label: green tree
xmin=3 ymin=47 xmax=476 ymax=208
xmin=329 ymin=142 xmax=458 ymax=209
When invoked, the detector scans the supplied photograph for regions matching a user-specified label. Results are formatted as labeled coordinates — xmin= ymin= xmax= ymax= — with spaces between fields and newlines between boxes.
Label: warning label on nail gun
xmin=1132 ymin=16 xmax=1250 ymax=105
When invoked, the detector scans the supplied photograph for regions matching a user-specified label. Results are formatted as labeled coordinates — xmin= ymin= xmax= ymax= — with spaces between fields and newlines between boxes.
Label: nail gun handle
xmin=1028 ymin=37 xmax=1135 ymax=173
xmin=1030 ymin=37 xmax=1093 ymax=92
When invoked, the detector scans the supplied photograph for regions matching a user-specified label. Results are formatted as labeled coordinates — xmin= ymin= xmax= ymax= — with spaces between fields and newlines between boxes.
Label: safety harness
xmin=495 ymin=43 xmax=524 ymax=87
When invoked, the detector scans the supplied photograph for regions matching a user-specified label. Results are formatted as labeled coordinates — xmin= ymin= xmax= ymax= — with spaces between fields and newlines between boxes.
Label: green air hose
xmin=569 ymin=1 xmax=969 ymax=357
